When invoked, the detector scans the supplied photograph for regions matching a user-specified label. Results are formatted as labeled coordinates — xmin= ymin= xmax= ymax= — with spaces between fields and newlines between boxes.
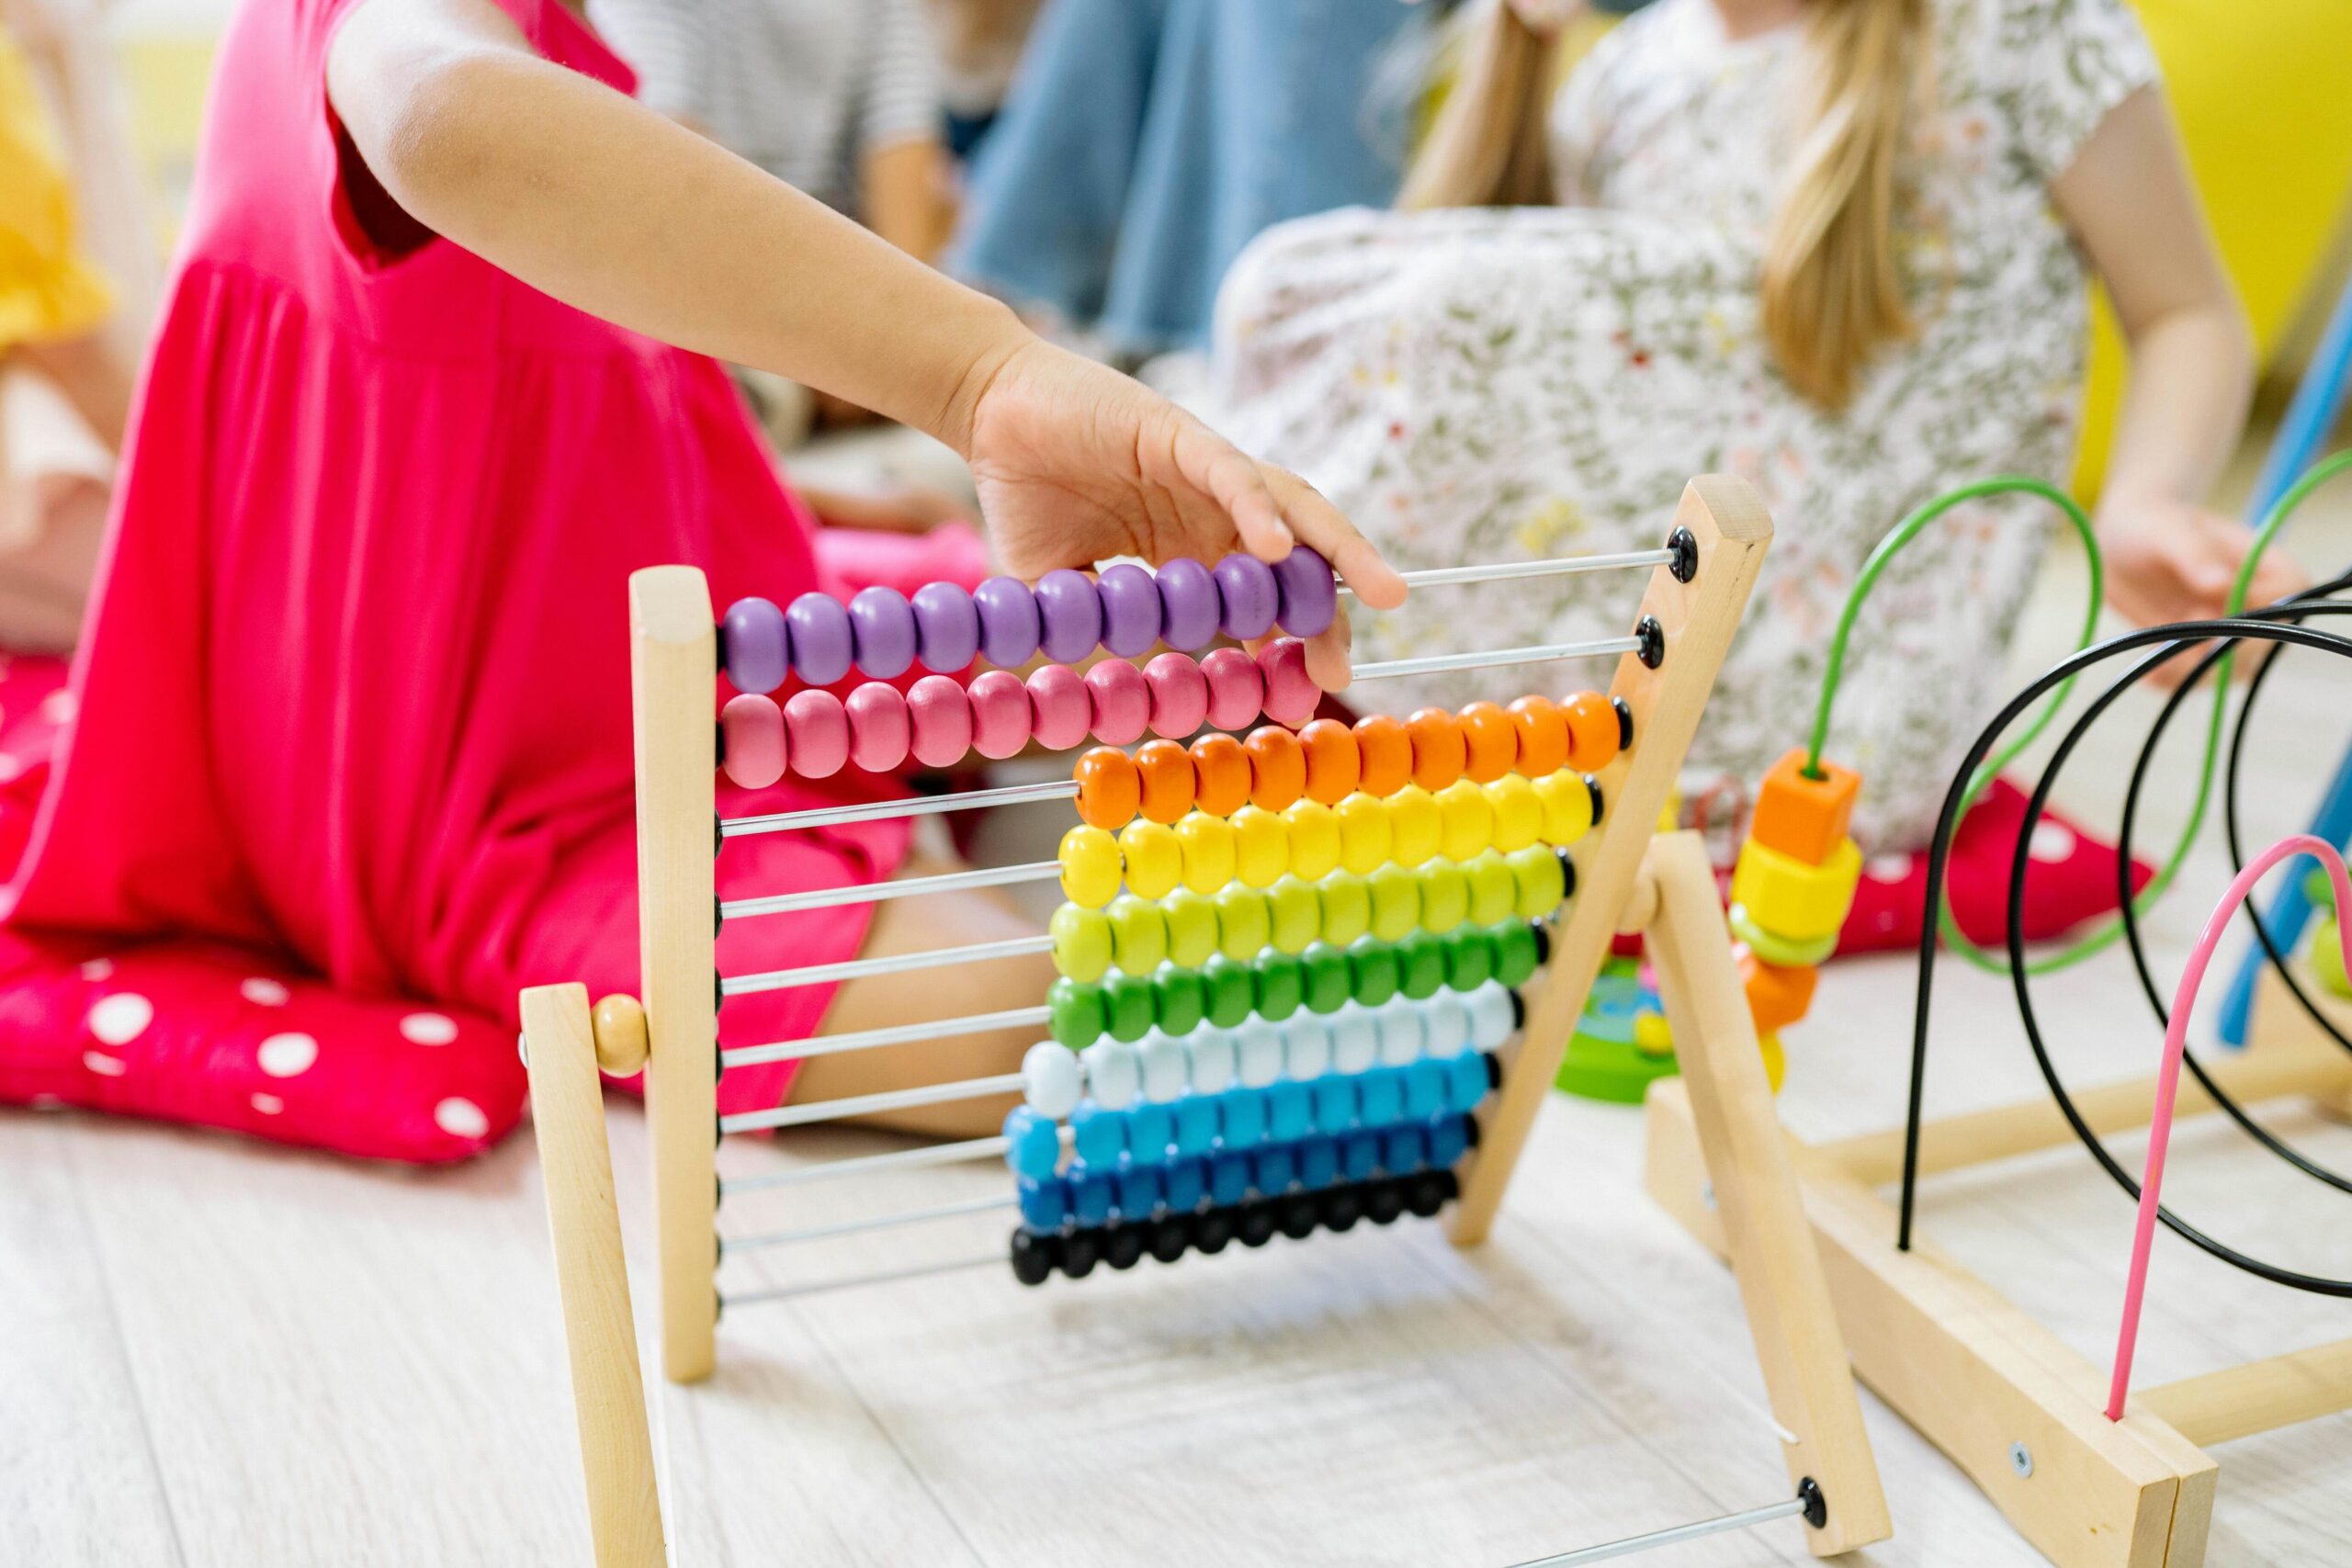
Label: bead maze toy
xmin=1645 ymin=499 xmax=2352 ymax=1568
xmin=517 ymin=476 xmax=1896 ymax=1565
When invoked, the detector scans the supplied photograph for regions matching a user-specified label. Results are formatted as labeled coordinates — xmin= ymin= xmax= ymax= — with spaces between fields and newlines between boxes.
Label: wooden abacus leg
xmin=1637 ymin=833 xmax=1892 ymax=1557
xmin=632 ymin=565 xmax=720 ymax=1383
xmin=523 ymin=984 xmax=667 ymax=1568
xmin=1450 ymin=475 xmax=1773 ymax=1244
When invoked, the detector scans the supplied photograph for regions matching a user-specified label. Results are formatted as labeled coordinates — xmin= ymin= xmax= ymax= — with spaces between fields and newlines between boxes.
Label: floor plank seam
xmin=61 ymin=1126 xmax=193 ymax=1568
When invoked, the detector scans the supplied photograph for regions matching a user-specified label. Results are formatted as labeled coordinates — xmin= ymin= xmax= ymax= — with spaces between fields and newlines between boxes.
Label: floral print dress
xmin=1202 ymin=0 xmax=2156 ymax=847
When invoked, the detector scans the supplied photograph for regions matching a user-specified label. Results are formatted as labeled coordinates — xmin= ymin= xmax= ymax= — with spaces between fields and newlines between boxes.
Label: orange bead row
xmin=1073 ymin=691 xmax=1628 ymax=830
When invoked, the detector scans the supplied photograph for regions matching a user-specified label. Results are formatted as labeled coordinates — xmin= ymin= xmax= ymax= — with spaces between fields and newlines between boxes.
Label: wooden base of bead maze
xmin=520 ymin=477 xmax=1895 ymax=1566
xmin=1645 ymin=965 xmax=2352 ymax=1568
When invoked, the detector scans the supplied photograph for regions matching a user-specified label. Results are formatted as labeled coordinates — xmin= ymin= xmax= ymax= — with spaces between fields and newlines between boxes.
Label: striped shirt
xmin=589 ymin=0 xmax=942 ymax=216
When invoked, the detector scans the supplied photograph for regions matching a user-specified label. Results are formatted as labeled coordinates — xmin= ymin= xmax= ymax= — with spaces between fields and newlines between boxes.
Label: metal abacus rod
xmin=720 ymin=861 xmax=1058 ymax=919
xmin=1349 ymin=633 xmax=1641 ymax=682
xmin=722 ymin=1005 xmax=1051 ymax=1070
xmin=719 ymin=1131 xmax=1033 ymax=1195
xmin=722 ymin=777 xmax=1077 ymax=840
xmin=721 ymin=934 xmax=1054 ymax=996
xmin=717 ymin=625 xmax=1654 ymax=841
xmin=720 ymin=1070 xmax=1025 ymax=1134
xmin=718 ymin=1251 xmax=1004 ymax=1310
xmin=1343 ymin=545 xmax=1679 ymax=594
xmin=720 ymin=1194 xmax=1017 ymax=1252
xmin=1507 ymin=1488 xmax=1818 ymax=1568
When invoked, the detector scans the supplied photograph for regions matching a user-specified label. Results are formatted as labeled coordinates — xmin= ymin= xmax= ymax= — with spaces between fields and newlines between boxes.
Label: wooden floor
xmin=11 ymin=443 xmax=2352 ymax=1566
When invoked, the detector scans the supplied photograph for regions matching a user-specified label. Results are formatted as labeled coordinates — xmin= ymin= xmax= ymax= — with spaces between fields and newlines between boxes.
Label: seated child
xmin=1204 ymin=0 xmax=2303 ymax=848
xmin=0 ymin=0 xmax=1398 ymax=1161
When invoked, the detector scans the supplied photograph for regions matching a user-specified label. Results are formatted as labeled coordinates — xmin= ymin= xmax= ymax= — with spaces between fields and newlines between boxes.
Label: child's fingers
xmin=1264 ymin=466 xmax=1408 ymax=611
xmin=1304 ymin=611 xmax=1354 ymax=694
xmin=1176 ymin=423 xmax=1294 ymax=560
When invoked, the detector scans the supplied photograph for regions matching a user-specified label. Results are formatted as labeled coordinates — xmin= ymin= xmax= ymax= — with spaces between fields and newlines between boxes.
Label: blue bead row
xmin=1003 ymin=1052 xmax=1494 ymax=1179
xmin=1015 ymin=1111 xmax=1474 ymax=1232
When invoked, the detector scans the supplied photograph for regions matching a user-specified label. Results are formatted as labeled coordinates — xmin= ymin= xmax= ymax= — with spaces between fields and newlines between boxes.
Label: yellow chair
xmin=2075 ymin=0 xmax=2352 ymax=496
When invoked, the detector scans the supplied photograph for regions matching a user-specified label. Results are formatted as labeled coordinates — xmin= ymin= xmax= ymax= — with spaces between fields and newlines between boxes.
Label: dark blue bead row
xmin=1008 ymin=1168 xmax=1462 ymax=1283
xmin=1014 ymin=1111 xmax=1473 ymax=1233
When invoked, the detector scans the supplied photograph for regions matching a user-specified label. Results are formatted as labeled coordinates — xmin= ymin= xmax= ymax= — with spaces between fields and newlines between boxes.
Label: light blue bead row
xmin=1004 ymin=1051 xmax=1491 ymax=1180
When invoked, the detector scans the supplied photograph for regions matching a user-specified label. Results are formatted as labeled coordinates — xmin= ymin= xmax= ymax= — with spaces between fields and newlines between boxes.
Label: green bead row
xmin=1046 ymin=919 xmax=1545 ymax=1047
xmin=1046 ymin=845 xmax=1570 ymax=983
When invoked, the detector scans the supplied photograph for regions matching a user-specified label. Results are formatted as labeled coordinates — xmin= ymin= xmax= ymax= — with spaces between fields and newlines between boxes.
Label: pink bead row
xmin=718 ymin=638 xmax=1322 ymax=789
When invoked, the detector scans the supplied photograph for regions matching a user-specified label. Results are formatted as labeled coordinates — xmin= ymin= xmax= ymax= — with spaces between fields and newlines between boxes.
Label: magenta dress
xmin=0 ymin=0 xmax=933 ymax=1158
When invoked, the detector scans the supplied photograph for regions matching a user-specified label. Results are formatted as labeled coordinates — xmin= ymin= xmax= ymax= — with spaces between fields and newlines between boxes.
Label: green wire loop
xmin=1804 ymin=475 xmax=2102 ymax=792
xmin=1802 ymin=451 xmax=2352 ymax=978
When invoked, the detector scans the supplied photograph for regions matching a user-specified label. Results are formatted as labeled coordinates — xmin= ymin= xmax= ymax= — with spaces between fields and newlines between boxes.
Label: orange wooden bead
xmin=1073 ymin=747 xmax=1140 ymax=830
xmin=1459 ymin=701 xmax=1517 ymax=784
xmin=1506 ymin=695 xmax=1570 ymax=778
xmin=1298 ymin=717 xmax=1362 ymax=805
xmin=1135 ymin=739 xmax=1196 ymax=825
xmin=1353 ymin=714 xmax=1413 ymax=797
xmin=1244 ymin=724 xmax=1307 ymax=812
xmin=1406 ymin=707 xmax=1467 ymax=792
xmin=1562 ymin=691 xmax=1621 ymax=772
xmin=1751 ymin=746 xmax=1861 ymax=865
xmin=1740 ymin=950 xmax=1819 ymax=1035
xmin=1190 ymin=732 xmax=1253 ymax=818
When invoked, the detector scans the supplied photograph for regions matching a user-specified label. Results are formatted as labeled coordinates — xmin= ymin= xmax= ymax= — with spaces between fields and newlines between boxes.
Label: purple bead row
xmin=718 ymin=547 xmax=1339 ymax=694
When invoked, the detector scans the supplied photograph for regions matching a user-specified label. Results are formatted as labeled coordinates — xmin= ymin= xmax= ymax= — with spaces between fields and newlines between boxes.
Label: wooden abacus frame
xmin=1645 ymin=947 xmax=2352 ymax=1568
xmin=521 ymin=477 xmax=1894 ymax=1566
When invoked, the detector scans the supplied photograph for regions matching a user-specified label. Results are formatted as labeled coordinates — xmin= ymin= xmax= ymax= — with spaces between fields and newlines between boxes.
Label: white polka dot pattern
xmin=240 ymin=977 xmax=291 ymax=1007
xmin=400 ymin=1012 xmax=458 ymax=1046
xmin=256 ymin=1032 xmax=319 ymax=1077
xmin=434 ymin=1097 xmax=490 ymax=1140
xmin=87 ymin=993 xmax=153 ymax=1045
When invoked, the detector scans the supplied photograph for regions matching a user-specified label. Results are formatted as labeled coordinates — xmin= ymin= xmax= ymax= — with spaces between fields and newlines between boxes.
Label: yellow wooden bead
xmin=1267 ymin=876 xmax=1322 ymax=954
xmin=1230 ymin=805 xmax=1290 ymax=889
xmin=1162 ymin=888 xmax=1222 ymax=967
xmin=1216 ymin=886 xmax=1273 ymax=960
xmin=1116 ymin=819 xmax=1182 ymax=900
xmin=1435 ymin=779 xmax=1496 ymax=863
xmin=1175 ymin=812 xmax=1238 ymax=895
xmin=1058 ymin=824 xmax=1123 ymax=908
xmin=1367 ymin=864 xmax=1421 ymax=942
xmin=1632 ymin=1010 xmax=1674 ymax=1059
xmin=1050 ymin=903 xmax=1114 ymax=982
xmin=1318 ymin=873 xmax=1373 ymax=947
xmin=1419 ymin=861 xmax=1470 ymax=934
xmin=1465 ymin=852 xmax=1518 ymax=926
xmin=590 ymin=993 xmax=649 ymax=1076
xmin=1335 ymin=792 xmax=1394 ymax=875
xmin=1532 ymin=770 xmax=1595 ymax=846
xmin=1283 ymin=798 xmax=1342 ymax=882
xmin=1106 ymin=895 xmax=1170 ymax=973
xmin=1728 ymin=835 xmax=1862 ymax=945
xmin=1487 ymin=773 xmax=1542 ymax=852
xmin=1388 ymin=786 xmax=1442 ymax=867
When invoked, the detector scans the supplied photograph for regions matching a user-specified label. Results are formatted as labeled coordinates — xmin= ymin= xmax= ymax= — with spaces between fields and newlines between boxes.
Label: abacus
xmin=1647 ymin=581 xmax=2352 ymax=1568
xmin=521 ymin=477 xmax=1893 ymax=1565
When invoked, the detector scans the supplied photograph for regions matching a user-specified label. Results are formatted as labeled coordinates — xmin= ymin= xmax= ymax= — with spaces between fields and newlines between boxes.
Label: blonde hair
xmin=1399 ymin=0 xmax=1928 ymax=411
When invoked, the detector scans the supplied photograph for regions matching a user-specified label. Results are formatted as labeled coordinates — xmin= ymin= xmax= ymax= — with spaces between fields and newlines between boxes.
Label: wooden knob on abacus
xmin=591 ymin=993 xmax=650 ymax=1076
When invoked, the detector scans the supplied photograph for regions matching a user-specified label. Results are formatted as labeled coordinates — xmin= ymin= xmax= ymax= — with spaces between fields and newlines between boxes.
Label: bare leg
xmin=788 ymin=852 xmax=1055 ymax=1137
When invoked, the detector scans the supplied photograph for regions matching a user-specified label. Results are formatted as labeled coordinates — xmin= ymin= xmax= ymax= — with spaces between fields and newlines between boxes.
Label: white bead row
xmin=1018 ymin=982 xmax=1518 ymax=1120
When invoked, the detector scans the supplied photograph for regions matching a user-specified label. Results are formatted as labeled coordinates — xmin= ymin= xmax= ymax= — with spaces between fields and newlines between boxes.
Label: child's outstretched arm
xmin=2052 ymin=86 xmax=2302 ymax=629
xmin=325 ymin=0 xmax=1403 ymax=685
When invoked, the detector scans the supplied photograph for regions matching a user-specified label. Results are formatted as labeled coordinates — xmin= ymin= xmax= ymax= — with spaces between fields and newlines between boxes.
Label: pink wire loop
xmin=2106 ymin=834 xmax=2352 ymax=1421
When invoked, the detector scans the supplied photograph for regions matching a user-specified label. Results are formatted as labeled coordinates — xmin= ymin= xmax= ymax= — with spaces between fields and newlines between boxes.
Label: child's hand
xmin=2099 ymin=496 xmax=2309 ymax=684
xmin=957 ymin=338 xmax=1408 ymax=691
